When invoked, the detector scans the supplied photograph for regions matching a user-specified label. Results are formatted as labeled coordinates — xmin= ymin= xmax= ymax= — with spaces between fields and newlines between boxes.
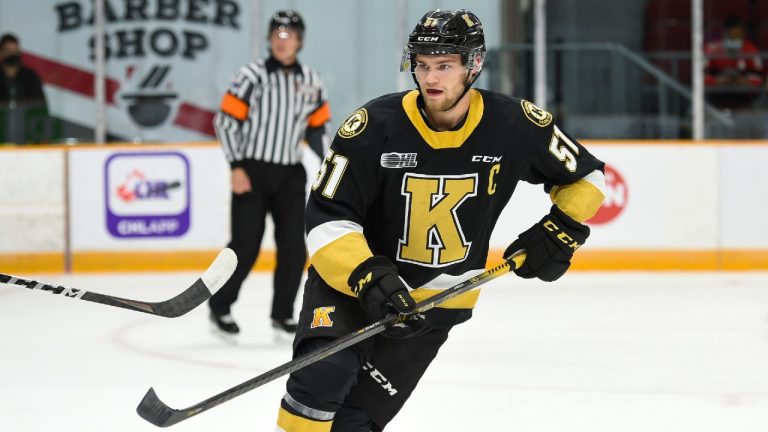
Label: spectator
xmin=704 ymin=16 xmax=765 ymax=109
xmin=0 ymin=33 xmax=48 ymax=143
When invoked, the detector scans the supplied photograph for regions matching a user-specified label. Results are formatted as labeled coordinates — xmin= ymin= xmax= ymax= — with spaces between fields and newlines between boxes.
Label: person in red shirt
xmin=704 ymin=16 xmax=765 ymax=109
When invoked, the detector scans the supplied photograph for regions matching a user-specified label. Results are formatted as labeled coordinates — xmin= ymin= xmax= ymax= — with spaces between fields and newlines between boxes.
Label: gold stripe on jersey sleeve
xmin=410 ymin=287 xmax=480 ymax=309
xmin=550 ymin=179 xmax=606 ymax=222
xmin=277 ymin=406 xmax=332 ymax=432
xmin=401 ymin=89 xmax=484 ymax=149
xmin=311 ymin=232 xmax=373 ymax=297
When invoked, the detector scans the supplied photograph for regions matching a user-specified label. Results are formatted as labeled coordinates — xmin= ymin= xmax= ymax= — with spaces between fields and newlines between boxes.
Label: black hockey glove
xmin=506 ymin=205 xmax=590 ymax=282
xmin=349 ymin=256 xmax=432 ymax=339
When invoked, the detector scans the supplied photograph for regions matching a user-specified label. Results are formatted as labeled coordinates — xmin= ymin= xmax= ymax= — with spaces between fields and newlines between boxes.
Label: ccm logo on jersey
xmin=471 ymin=155 xmax=502 ymax=163
xmin=416 ymin=36 xmax=440 ymax=41
xmin=362 ymin=362 xmax=398 ymax=396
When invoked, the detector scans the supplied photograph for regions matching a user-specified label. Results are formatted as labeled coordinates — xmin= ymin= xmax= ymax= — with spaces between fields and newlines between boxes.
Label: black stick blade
xmin=146 ymin=279 xmax=213 ymax=318
xmin=117 ymin=247 xmax=237 ymax=317
xmin=137 ymin=388 xmax=184 ymax=428
xmin=0 ymin=248 xmax=237 ymax=318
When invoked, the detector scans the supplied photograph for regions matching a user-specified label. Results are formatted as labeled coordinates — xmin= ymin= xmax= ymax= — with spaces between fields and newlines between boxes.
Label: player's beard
xmin=422 ymin=85 xmax=464 ymax=112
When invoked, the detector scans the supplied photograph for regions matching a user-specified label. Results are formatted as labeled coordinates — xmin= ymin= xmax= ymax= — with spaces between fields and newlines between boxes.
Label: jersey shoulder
xmin=362 ymin=91 xmax=409 ymax=118
xmin=335 ymin=91 xmax=407 ymax=144
xmin=478 ymin=89 xmax=555 ymax=132
xmin=300 ymin=64 xmax=324 ymax=81
xmin=236 ymin=61 xmax=266 ymax=84
xmin=476 ymin=89 xmax=559 ymax=155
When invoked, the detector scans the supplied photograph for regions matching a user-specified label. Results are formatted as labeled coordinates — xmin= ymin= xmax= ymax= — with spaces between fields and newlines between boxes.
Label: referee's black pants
xmin=209 ymin=160 xmax=307 ymax=322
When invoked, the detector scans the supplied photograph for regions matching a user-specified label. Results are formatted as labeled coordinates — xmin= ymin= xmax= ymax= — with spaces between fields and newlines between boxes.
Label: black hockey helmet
xmin=268 ymin=10 xmax=305 ymax=39
xmin=400 ymin=9 xmax=486 ymax=77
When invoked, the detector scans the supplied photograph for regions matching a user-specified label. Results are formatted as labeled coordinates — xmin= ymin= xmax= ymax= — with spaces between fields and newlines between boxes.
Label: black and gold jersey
xmin=306 ymin=88 xmax=605 ymax=318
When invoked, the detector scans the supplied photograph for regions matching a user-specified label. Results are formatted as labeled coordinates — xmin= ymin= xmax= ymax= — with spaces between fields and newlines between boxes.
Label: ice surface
xmin=2 ymin=271 xmax=768 ymax=431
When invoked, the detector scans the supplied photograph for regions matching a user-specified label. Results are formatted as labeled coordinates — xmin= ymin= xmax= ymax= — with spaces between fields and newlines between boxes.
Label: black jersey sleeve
xmin=514 ymin=101 xmax=606 ymax=222
xmin=304 ymin=106 xmax=382 ymax=295
xmin=518 ymin=122 xmax=604 ymax=187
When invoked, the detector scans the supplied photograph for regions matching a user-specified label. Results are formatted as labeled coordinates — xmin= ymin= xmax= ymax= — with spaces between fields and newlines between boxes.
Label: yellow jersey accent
xmin=311 ymin=232 xmax=373 ymax=296
xmin=550 ymin=179 xmax=606 ymax=222
xmin=277 ymin=406 xmax=332 ymax=432
xmin=398 ymin=174 xmax=477 ymax=266
xmin=410 ymin=287 xmax=481 ymax=309
xmin=401 ymin=89 xmax=484 ymax=149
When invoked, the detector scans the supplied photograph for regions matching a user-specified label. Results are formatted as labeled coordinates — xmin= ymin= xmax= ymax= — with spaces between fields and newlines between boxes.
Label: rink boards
xmin=0 ymin=141 xmax=766 ymax=272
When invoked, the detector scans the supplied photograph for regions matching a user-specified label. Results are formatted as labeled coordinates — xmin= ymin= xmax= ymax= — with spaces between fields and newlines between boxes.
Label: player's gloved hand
xmin=506 ymin=205 xmax=590 ymax=282
xmin=349 ymin=256 xmax=432 ymax=338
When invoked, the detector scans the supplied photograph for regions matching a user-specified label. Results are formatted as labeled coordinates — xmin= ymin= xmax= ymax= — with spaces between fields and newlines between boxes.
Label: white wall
xmin=1 ymin=142 xmax=765 ymax=260
xmin=0 ymin=149 xmax=65 ymax=252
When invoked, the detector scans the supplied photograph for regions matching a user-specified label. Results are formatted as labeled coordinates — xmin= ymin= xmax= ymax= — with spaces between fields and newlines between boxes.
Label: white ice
xmin=2 ymin=270 xmax=768 ymax=432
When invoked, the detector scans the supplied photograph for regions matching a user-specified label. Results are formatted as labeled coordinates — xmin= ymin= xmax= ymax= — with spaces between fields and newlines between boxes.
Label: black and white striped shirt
xmin=214 ymin=57 xmax=330 ymax=166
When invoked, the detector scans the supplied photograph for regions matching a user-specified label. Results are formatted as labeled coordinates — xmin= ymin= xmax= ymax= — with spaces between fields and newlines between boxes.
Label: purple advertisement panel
xmin=105 ymin=152 xmax=190 ymax=238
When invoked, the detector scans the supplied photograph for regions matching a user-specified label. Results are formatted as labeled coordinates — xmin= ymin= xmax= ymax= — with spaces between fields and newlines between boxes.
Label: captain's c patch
xmin=521 ymin=100 xmax=552 ymax=127
xmin=310 ymin=306 xmax=336 ymax=328
xmin=338 ymin=108 xmax=368 ymax=138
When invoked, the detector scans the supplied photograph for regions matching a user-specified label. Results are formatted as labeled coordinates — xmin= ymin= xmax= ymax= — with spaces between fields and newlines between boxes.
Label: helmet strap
xmin=446 ymin=70 xmax=480 ymax=111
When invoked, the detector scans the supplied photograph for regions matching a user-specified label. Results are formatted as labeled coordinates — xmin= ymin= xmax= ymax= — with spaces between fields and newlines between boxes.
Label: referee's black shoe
xmin=272 ymin=318 xmax=297 ymax=333
xmin=272 ymin=318 xmax=297 ymax=342
xmin=210 ymin=312 xmax=240 ymax=335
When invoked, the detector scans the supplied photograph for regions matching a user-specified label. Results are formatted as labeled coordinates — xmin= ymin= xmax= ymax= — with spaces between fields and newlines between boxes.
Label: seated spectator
xmin=0 ymin=33 xmax=48 ymax=143
xmin=704 ymin=16 xmax=765 ymax=109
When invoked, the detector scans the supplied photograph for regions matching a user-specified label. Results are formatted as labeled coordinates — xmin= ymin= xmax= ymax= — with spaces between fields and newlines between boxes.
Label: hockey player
xmin=276 ymin=8 xmax=606 ymax=431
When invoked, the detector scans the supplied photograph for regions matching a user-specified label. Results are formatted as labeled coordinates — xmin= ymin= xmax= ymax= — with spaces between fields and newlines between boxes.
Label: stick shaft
xmin=0 ymin=248 xmax=237 ymax=318
xmin=137 ymin=253 xmax=525 ymax=427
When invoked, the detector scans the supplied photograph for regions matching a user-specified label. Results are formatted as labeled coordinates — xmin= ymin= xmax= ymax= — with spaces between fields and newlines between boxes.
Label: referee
xmin=210 ymin=10 xmax=330 ymax=339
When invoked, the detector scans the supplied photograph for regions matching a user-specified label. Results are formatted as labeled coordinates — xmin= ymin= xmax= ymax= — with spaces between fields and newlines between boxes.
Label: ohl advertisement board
xmin=0 ymin=0 xmax=252 ymax=141
xmin=68 ymin=145 xmax=230 ymax=251
xmin=104 ymin=152 xmax=191 ymax=238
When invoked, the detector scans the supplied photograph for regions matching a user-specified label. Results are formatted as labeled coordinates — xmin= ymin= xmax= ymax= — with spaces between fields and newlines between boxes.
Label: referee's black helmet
xmin=269 ymin=10 xmax=305 ymax=39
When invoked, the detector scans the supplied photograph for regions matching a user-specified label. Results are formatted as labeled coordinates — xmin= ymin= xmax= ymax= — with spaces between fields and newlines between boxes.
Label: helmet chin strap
xmin=439 ymin=71 xmax=479 ymax=112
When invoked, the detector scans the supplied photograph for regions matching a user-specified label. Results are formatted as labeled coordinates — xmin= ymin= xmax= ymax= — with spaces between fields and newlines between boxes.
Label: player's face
xmin=414 ymin=54 xmax=468 ymax=112
xmin=269 ymin=29 xmax=301 ymax=65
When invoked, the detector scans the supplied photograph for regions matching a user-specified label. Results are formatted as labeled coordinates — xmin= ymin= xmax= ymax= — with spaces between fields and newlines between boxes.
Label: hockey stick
xmin=0 ymin=248 xmax=237 ymax=318
xmin=137 ymin=252 xmax=526 ymax=427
